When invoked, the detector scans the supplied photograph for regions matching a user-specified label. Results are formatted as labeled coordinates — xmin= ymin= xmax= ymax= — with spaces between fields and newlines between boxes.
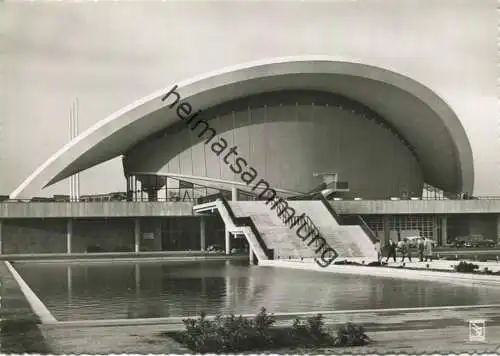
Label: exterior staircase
xmin=193 ymin=194 xmax=378 ymax=265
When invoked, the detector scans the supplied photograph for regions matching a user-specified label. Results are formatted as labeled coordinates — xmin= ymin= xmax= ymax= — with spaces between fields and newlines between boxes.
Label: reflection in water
xmin=67 ymin=265 xmax=72 ymax=300
xmin=135 ymin=264 xmax=140 ymax=297
xmin=14 ymin=260 xmax=500 ymax=321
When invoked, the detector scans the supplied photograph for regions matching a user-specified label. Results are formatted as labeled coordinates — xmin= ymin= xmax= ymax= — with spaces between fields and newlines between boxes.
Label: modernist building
xmin=3 ymin=57 xmax=499 ymax=254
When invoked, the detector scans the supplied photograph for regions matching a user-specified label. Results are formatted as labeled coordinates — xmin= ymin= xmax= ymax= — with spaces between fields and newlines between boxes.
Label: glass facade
xmin=363 ymin=215 xmax=441 ymax=243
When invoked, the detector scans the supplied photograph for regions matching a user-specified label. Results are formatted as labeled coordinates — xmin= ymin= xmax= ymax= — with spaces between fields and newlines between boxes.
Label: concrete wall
xmin=0 ymin=202 xmax=193 ymax=218
xmin=331 ymin=200 xmax=500 ymax=214
xmin=0 ymin=216 xmax=225 ymax=254
xmin=465 ymin=214 xmax=498 ymax=240
xmin=2 ymin=200 xmax=500 ymax=219
xmin=72 ymin=218 xmax=135 ymax=253
xmin=124 ymin=91 xmax=423 ymax=199
xmin=2 ymin=219 xmax=67 ymax=254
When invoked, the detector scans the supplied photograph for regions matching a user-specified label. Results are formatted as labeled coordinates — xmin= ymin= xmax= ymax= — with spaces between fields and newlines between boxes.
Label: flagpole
xmin=75 ymin=98 xmax=80 ymax=201
xmin=69 ymin=105 xmax=74 ymax=201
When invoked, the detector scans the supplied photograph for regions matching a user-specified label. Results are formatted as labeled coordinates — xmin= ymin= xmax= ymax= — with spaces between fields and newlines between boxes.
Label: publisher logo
xmin=469 ymin=319 xmax=486 ymax=342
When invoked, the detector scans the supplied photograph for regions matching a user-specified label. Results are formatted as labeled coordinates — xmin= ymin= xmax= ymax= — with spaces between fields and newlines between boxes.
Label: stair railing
xmin=217 ymin=195 xmax=274 ymax=260
xmin=355 ymin=215 xmax=378 ymax=244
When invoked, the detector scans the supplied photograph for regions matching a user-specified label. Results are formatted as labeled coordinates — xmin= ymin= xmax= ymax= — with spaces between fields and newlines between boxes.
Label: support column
xmin=383 ymin=215 xmax=390 ymax=244
xmin=231 ymin=187 xmax=238 ymax=201
xmin=249 ymin=245 xmax=253 ymax=263
xmin=134 ymin=218 xmax=141 ymax=253
xmin=225 ymin=228 xmax=231 ymax=255
xmin=66 ymin=219 xmax=73 ymax=254
xmin=0 ymin=219 xmax=3 ymax=255
xmin=441 ymin=215 xmax=448 ymax=246
xmin=200 ymin=216 xmax=206 ymax=251
xmin=432 ymin=215 xmax=438 ymax=243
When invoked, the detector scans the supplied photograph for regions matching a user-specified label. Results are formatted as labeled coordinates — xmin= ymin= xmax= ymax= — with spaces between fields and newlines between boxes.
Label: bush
xmin=334 ymin=322 xmax=372 ymax=346
xmin=168 ymin=309 xmax=372 ymax=353
xmin=178 ymin=308 xmax=277 ymax=353
xmin=454 ymin=261 xmax=479 ymax=273
xmin=289 ymin=314 xmax=333 ymax=344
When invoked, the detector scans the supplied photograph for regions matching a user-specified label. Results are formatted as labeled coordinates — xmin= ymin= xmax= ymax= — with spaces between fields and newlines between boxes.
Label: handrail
xmin=317 ymin=194 xmax=343 ymax=223
xmin=217 ymin=195 xmax=274 ymax=260
xmin=355 ymin=215 xmax=377 ymax=244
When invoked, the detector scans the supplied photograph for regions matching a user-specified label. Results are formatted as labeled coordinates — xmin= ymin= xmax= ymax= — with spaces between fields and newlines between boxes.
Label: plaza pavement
xmin=38 ymin=306 xmax=500 ymax=354
xmin=384 ymin=257 xmax=500 ymax=273
xmin=281 ymin=256 xmax=500 ymax=273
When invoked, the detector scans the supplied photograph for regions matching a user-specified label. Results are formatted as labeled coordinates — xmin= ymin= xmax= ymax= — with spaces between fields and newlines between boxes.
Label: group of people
xmin=374 ymin=237 xmax=434 ymax=263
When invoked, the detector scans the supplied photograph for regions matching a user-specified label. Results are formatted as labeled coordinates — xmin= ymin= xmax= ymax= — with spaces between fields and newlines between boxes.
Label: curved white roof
xmin=10 ymin=55 xmax=474 ymax=199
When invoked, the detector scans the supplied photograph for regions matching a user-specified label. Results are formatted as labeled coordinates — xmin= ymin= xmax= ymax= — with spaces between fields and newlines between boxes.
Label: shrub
xmin=290 ymin=314 xmax=331 ymax=343
xmin=173 ymin=310 xmax=371 ymax=353
xmin=179 ymin=308 xmax=277 ymax=353
xmin=334 ymin=322 xmax=372 ymax=346
xmin=306 ymin=314 xmax=326 ymax=339
xmin=454 ymin=261 xmax=479 ymax=273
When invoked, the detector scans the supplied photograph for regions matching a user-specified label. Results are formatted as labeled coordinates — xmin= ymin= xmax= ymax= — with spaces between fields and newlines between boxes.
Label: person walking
xmin=418 ymin=238 xmax=425 ymax=262
xmin=424 ymin=237 xmax=433 ymax=262
xmin=385 ymin=240 xmax=397 ymax=263
xmin=374 ymin=239 xmax=382 ymax=263
xmin=401 ymin=238 xmax=412 ymax=263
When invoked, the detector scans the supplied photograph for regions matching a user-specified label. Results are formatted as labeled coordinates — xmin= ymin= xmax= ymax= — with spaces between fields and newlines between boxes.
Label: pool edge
xmin=41 ymin=303 xmax=500 ymax=328
xmin=4 ymin=261 xmax=57 ymax=324
xmin=260 ymin=260 xmax=500 ymax=287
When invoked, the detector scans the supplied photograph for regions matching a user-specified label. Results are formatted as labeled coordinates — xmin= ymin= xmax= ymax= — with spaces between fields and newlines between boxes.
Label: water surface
xmin=15 ymin=260 xmax=500 ymax=321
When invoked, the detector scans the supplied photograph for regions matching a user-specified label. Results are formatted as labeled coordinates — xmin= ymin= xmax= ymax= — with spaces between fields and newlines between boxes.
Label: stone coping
xmin=261 ymin=260 xmax=500 ymax=287
xmin=11 ymin=254 xmax=248 ymax=264
xmin=41 ymin=303 xmax=500 ymax=329
xmin=0 ymin=251 xmax=246 ymax=260
xmin=4 ymin=262 xmax=56 ymax=323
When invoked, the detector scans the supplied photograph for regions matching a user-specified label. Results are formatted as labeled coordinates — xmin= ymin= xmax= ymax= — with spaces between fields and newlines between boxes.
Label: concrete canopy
xmin=10 ymin=55 xmax=474 ymax=199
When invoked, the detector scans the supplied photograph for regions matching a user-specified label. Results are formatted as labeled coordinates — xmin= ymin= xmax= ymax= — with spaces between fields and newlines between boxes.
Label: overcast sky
xmin=1 ymin=0 xmax=498 ymax=196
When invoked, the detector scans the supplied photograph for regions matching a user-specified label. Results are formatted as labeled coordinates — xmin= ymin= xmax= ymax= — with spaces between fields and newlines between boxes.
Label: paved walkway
xmin=384 ymin=257 xmax=500 ymax=272
xmin=40 ymin=306 xmax=500 ymax=354
xmin=287 ymin=256 xmax=500 ymax=273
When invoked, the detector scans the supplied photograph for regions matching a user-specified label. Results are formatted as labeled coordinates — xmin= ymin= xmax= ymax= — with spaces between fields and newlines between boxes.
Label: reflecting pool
xmin=14 ymin=260 xmax=500 ymax=321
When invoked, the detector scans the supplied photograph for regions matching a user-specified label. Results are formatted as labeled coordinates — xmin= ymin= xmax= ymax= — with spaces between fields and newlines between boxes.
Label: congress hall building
xmin=1 ymin=57 xmax=499 ymax=256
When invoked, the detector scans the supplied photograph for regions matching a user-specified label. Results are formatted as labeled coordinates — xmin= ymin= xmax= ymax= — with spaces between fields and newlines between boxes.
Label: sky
xmin=1 ymin=0 xmax=498 ymax=197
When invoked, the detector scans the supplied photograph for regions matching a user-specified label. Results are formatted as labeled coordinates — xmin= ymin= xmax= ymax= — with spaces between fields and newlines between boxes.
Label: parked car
xmin=454 ymin=236 xmax=495 ymax=248
xmin=206 ymin=244 xmax=224 ymax=253
xmin=406 ymin=236 xmax=436 ymax=248
xmin=455 ymin=235 xmax=481 ymax=248
xmin=470 ymin=239 xmax=495 ymax=248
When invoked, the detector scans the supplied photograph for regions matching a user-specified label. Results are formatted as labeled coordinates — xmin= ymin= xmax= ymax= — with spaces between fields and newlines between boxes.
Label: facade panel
xmin=125 ymin=91 xmax=423 ymax=199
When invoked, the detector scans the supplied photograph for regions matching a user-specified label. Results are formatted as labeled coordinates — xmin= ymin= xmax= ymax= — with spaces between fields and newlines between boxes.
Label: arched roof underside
xmin=10 ymin=56 xmax=474 ymax=199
